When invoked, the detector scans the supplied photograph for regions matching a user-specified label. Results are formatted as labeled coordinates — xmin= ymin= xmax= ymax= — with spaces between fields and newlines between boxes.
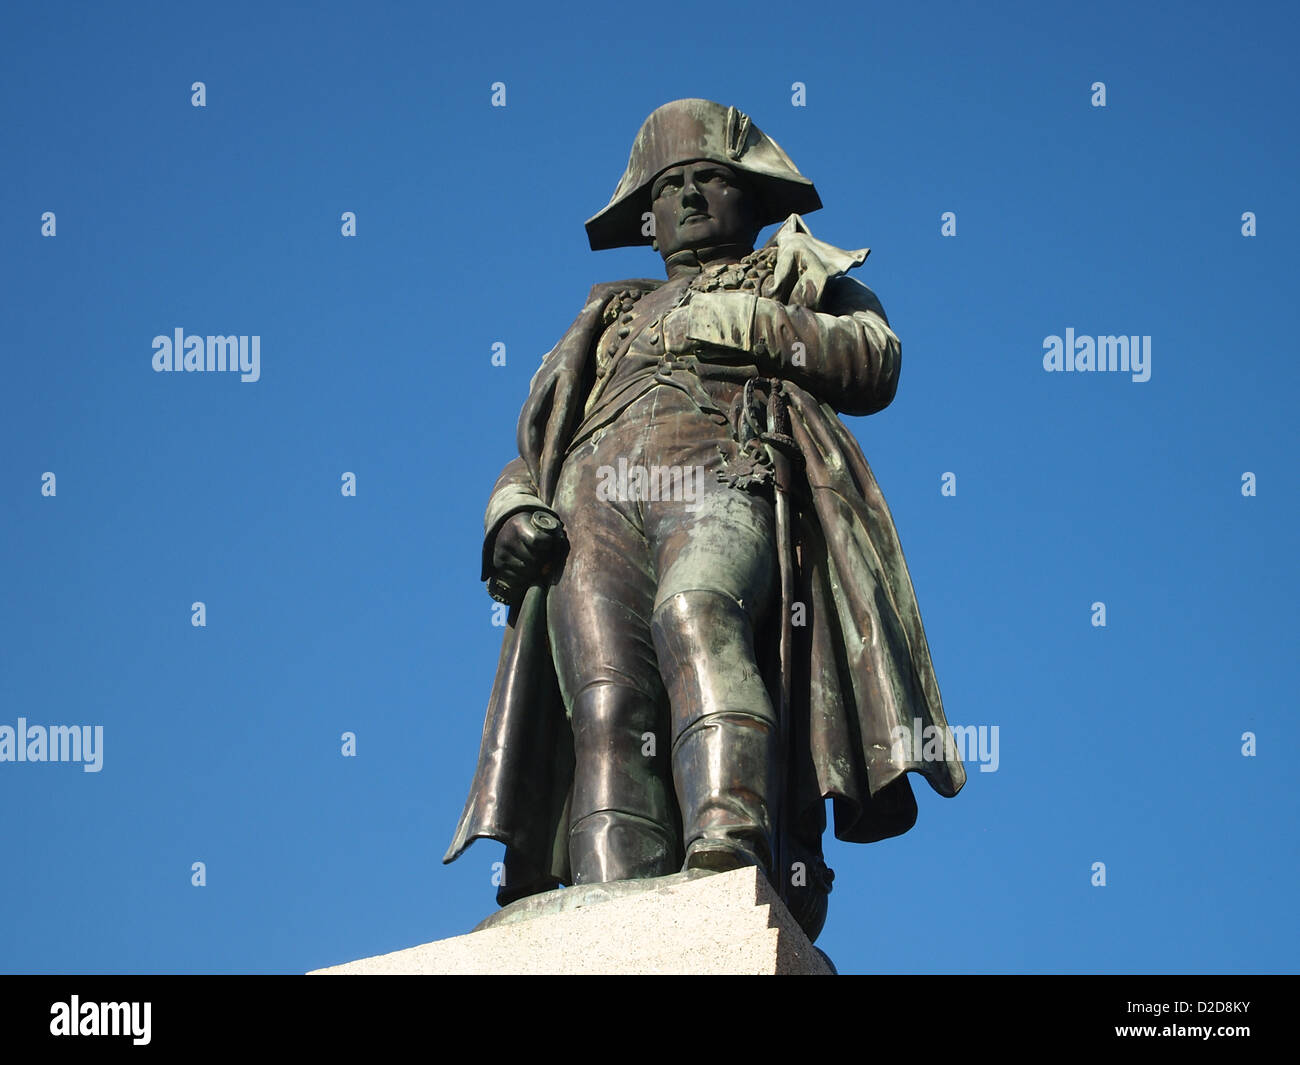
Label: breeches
xmin=546 ymin=384 xmax=780 ymax=883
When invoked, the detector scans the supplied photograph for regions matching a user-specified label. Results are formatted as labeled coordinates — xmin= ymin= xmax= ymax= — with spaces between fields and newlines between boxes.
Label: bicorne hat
xmin=585 ymin=98 xmax=822 ymax=251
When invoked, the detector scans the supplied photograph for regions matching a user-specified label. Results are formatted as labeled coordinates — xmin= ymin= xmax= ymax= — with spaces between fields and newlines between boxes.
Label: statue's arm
xmin=480 ymin=457 xmax=559 ymax=603
xmin=665 ymin=276 xmax=901 ymax=416
xmin=478 ymin=282 xmax=634 ymax=603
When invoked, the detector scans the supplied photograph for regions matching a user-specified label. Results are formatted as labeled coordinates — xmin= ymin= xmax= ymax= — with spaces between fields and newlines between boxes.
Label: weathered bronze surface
xmin=445 ymin=98 xmax=964 ymax=942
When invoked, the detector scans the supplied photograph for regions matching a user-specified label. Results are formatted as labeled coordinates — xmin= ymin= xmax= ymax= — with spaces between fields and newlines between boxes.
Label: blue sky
xmin=1 ymin=0 xmax=1296 ymax=974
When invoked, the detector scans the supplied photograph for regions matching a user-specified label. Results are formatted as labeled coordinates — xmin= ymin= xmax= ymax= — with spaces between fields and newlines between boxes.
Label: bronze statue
xmin=444 ymin=99 xmax=965 ymax=941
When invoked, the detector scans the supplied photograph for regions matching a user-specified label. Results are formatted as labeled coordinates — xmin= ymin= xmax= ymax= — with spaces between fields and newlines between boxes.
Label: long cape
xmin=444 ymin=221 xmax=966 ymax=921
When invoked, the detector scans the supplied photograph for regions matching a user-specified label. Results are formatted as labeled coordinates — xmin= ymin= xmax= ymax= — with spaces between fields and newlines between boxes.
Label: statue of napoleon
xmin=444 ymin=99 xmax=965 ymax=941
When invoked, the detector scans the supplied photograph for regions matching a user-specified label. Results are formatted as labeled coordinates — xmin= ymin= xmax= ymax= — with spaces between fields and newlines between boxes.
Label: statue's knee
xmin=650 ymin=588 xmax=766 ymax=698
xmin=651 ymin=588 xmax=751 ymax=651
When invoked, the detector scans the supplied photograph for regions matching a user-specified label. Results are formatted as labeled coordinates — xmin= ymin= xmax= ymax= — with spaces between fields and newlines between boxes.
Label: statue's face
xmin=650 ymin=161 xmax=758 ymax=258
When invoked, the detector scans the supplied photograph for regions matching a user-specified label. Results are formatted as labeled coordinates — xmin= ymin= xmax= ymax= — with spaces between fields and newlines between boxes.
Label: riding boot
xmin=651 ymin=589 xmax=779 ymax=879
xmin=566 ymin=680 xmax=680 ymax=883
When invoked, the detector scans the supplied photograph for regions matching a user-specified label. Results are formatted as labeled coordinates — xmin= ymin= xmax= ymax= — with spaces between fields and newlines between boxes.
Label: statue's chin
xmin=660 ymin=237 xmax=754 ymax=262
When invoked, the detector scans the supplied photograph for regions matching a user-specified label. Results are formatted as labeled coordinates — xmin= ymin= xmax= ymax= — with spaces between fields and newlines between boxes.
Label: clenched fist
xmin=490 ymin=510 xmax=567 ymax=601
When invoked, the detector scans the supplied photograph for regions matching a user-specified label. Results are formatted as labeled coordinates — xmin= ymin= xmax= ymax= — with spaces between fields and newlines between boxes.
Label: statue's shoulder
xmin=582 ymin=278 xmax=662 ymax=305
xmin=542 ymin=279 xmax=665 ymax=359
xmin=823 ymin=273 xmax=888 ymax=318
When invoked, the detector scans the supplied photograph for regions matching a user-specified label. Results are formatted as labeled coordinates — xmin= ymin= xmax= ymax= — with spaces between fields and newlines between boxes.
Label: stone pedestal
xmin=309 ymin=867 xmax=834 ymax=975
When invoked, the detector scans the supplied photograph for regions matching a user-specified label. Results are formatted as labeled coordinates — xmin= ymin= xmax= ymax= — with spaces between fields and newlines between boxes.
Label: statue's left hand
xmin=661 ymin=304 xmax=694 ymax=356
xmin=662 ymin=294 xmax=764 ymax=366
